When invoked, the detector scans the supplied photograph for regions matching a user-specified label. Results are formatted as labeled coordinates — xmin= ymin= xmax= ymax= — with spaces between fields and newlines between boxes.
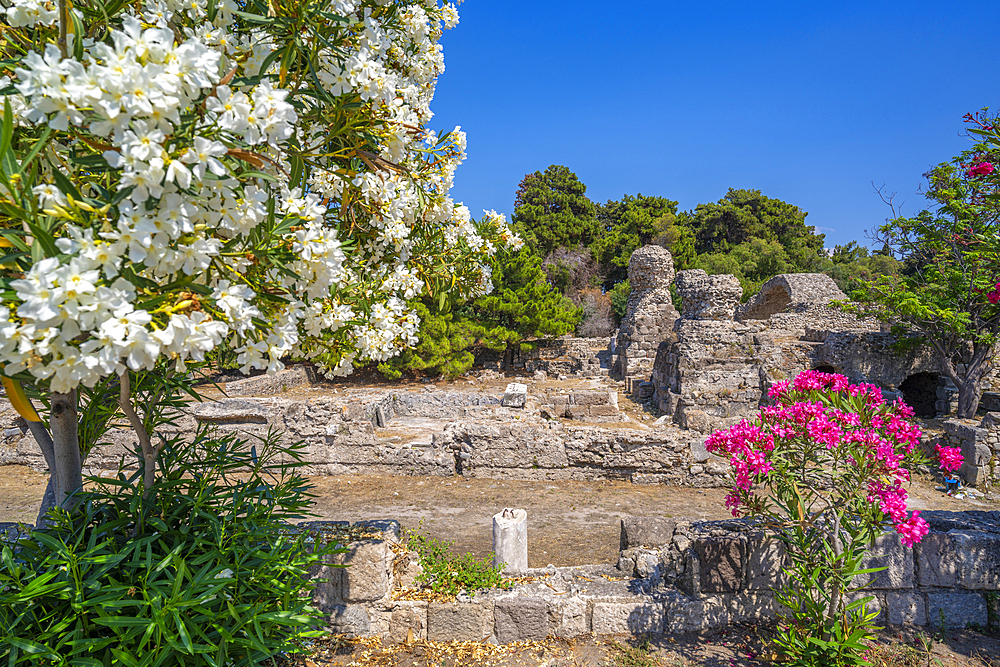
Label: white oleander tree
xmin=0 ymin=0 xmax=520 ymax=512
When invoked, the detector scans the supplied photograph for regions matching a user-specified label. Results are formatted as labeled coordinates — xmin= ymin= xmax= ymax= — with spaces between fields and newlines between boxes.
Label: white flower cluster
xmin=0 ymin=0 xmax=520 ymax=392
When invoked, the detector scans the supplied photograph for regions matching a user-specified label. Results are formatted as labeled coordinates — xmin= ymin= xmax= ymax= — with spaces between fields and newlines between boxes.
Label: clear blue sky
xmin=430 ymin=1 xmax=999 ymax=249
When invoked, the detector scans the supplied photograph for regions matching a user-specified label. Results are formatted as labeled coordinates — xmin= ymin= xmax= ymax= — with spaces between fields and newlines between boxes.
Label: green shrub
xmin=0 ymin=427 xmax=338 ymax=666
xmin=405 ymin=526 xmax=507 ymax=597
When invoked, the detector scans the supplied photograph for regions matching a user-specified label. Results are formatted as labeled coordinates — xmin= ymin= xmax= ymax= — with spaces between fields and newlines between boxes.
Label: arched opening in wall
xmin=899 ymin=373 xmax=939 ymax=417
xmin=813 ymin=364 xmax=836 ymax=374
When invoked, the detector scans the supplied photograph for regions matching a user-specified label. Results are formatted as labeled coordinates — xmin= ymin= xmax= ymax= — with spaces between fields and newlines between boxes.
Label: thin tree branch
xmin=118 ymin=371 xmax=160 ymax=497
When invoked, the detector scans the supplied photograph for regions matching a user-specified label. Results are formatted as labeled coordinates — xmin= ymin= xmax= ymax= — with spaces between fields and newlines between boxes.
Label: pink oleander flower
xmin=968 ymin=161 xmax=995 ymax=178
xmin=768 ymin=380 xmax=791 ymax=399
xmin=935 ymin=443 xmax=964 ymax=472
xmin=896 ymin=511 xmax=929 ymax=547
xmin=988 ymin=280 xmax=1000 ymax=305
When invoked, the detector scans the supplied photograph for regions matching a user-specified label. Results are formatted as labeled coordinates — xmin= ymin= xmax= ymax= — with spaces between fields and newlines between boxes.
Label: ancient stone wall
xmin=612 ymin=246 xmax=678 ymax=382
xmin=476 ymin=338 xmax=611 ymax=377
xmin=674 ymin=269 xmax=742 ymax=321
xmin=735 ymin=273 xmax=846 ymax=321
xmin=650 ymin=270 xmax=947 ymax=433
xmin=0 ymin=384 xmax=730 ymax=487
xmin=293 ymin=510 xmax=1000 ymax=643
xmin=939 ymin=415 xmax=1000 ymax=488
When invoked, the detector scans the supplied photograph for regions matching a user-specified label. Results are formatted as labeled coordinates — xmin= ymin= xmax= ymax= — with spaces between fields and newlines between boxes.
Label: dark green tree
xmin=592 ymin=194 xmax=692 ymax=287
xmin=851 ymin=117 xmax=1000 ymax=417
xmin=474 ymin=247 xmax=583 ymax=367
xmin=820 ymin=241 xmax=901 ymax=295
xmin=688 ymin=189 xmax=825 ymax=263
xmin=379 ymin=247 xmax=581 ymax=377
xmin=512 ymin=165 xmax=600 ymax=256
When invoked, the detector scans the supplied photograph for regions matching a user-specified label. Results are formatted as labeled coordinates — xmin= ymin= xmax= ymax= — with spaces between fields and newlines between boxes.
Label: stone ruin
xmin=124 ymin=510 xmax=1000 ymax=642
xmin=611 ymin=245 xmax=678 ymax=383
xmin=735 ymin=272 xmax=848 ymax=320
xmin=675 ymin=269 xmax=742 ymax=321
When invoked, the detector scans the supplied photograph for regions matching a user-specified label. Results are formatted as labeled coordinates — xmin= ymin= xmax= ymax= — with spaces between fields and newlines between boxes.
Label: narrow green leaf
xmin=17 ymin=126 xmax=52 ymax=175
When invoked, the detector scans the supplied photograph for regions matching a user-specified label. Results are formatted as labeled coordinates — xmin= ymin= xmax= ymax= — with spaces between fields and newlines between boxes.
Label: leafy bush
xmin=0 ymin=428 xmax=337 ymax=666
xmin=609 ymin=280 xmax=631 ymax=325
xmin=405 ymin=526 xmax=507 ymax=597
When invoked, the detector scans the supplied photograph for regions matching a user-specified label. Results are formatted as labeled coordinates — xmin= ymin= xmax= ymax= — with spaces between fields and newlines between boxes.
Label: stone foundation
xmin=297 ymin=510 xmax=1000 ymax=643
xmin=940 ymin=415 xmax=1000 ymax=488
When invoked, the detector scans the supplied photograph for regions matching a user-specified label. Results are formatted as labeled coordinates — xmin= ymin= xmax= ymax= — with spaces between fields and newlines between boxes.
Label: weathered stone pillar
xmin=492 ymin=508 xmax=528 ymax=573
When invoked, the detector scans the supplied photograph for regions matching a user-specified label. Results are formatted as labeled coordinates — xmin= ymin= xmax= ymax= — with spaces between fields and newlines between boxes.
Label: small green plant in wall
xmin=405 ymin=524 xmax=509 ymax=597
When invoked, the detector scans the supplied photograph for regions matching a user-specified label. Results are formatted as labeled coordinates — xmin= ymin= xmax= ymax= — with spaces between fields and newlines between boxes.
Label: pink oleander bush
xmin=705 ymin=370 xmax=961 ymax=666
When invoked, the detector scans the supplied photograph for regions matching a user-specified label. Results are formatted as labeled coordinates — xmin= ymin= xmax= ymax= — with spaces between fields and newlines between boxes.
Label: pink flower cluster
xmin=709 ymin=370 xmax=930 ymax=546
xmin=987 ymin=280 xmax=1000 ymax=305
xmin=935 ymin=443 xmax=964 ymax=472
xmin=968 ymin=161 xmax=995 ymax=178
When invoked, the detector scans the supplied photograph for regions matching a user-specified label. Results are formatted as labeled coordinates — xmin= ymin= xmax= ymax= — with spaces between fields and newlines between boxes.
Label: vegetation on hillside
xmin=382 ymin=164 xmax=905 ymax=377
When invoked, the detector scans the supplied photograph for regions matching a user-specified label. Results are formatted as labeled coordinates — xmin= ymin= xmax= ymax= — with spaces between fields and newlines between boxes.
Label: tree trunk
xmin=24 ymin=419 xmax=59 ymax=527
xmin=50 ymin=391 xmax=82 ymax=509
xmin=956 ymin=380 xmax=982 ymax=418
xmin=35 ymin=476 xmax=57 ymax=527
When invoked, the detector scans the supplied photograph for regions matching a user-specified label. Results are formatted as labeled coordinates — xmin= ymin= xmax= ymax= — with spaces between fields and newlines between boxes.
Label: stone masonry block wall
xmin=674 ymin=269 xmax=743 ymax=321
xmin=1 ymin=387 xmax=732 ymax=487
xmin=616 ymin=510 xmax=1000 ymax=631
xmin=735 ymin=273 xmax=846 ymax=321
xmin=297 ymin=510 xmax=1000 ymax=645
xmin=474 ymin=338 xmax=611 ymax=377
xmin=612 ymin=245 xmax=679 ymax=382
xmin=941 ymin=415 xmax=1000 ymax=488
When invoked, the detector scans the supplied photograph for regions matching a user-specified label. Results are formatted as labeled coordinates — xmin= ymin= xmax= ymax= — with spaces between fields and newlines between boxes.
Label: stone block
xmin=310 ymin=564 xmax=344 ymax=611
xmin=927 ymin=593 xmax=988 ymax=629
xmin=729 ymin=593 xmax=778 ymax=623
xmin=857 ymin=533 xmax=913 ymax=589
xmin=744 ymin=536 xmax=787 ymax=590
xmin=915 ymin=532 xmax=959 ymax=588
xmin=494 ymin=597 xmax=549 ymax=644
xmin=887 ymin=592 xmax=926 ymax=626
xmin=389 ymin=601 xmax=427 ymax=643
xmin=679 ymin=407 xmax=711 ymax=434
xmin=338 ymin=540 xmax=390 ymax=602
xmin=591 ymin=602 xmax=664 ymax=635
xmin=224 ymin=365 xmax=314 ymax=397
xmin=952 ymin=531 xmax=1000 ymax=589
xmin=341 ymin=403 xmax=367 ymax=422
xmin=550 ymin=596 xmax=589 ymax=637
xmin=695 ymin=537 xmax=744 ymax=594
xmin=353 ymin=519 xmax=401 ymax=541
xmin=501 ymin=383 xmax=527 ymax=408
xmin=689 ymin=438 xmax=711 ymax=463
xmin=192 ymin=399 xmax=270 ymax=424
xmin=427 ymin=602 xmax=486 ymax=642
xmin=327 ymin=604 xmax=370 ymax=637
xmin=589 ymin=404 xmax=620 ymax=417
xmin=663 ymin=596 xmax=726 ymax=633
xmin=620 ymin=517 xmax=676 ymax=550
xmin=572 ymin=391 xmax=610 ymax=406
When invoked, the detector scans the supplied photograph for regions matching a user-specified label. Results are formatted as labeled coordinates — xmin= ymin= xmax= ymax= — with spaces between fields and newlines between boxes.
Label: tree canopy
xmin=512 ymin=165 xmax=600 ymax=256
xmin=850 ymin=114 xmax=1000 ymax=417
xmin=379 ymin=246 xmax=581 ymax=377
xmin=592 ymin=194 xmax=692 ymax=287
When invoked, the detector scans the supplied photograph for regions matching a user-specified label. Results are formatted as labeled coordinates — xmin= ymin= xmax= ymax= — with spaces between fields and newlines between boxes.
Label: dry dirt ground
xmin=3 ymin=466 xmax=1000 ymax=666
xmin=280 ymin=625 xmax=1000 ymax=667
xmin=2 ymin=466 xmax=997 ymax=568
